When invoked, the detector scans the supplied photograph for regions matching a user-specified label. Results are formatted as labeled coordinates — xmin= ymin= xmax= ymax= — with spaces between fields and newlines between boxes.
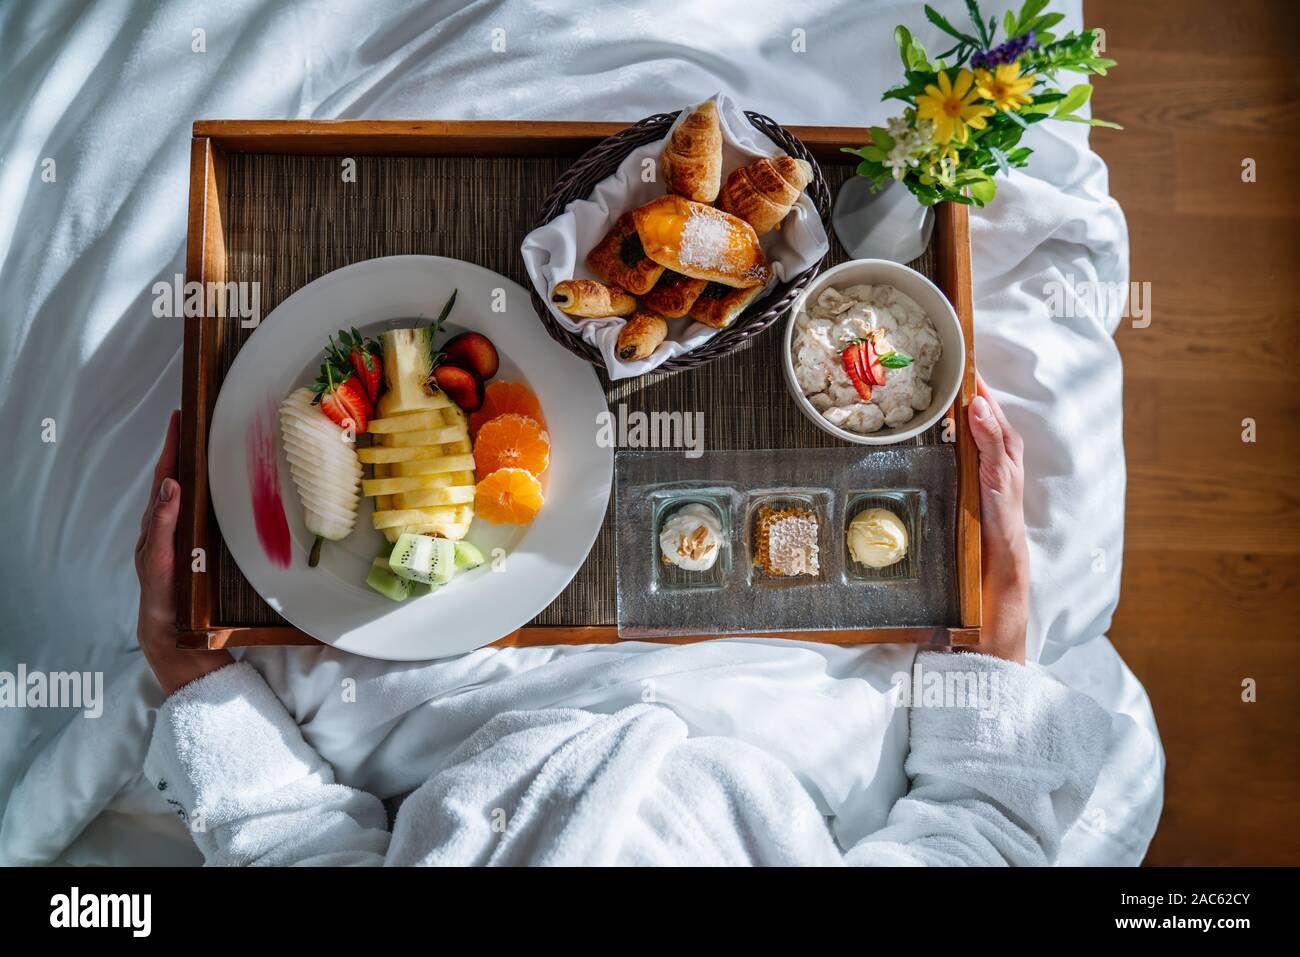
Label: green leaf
xmin=878 ymin=350 xmax=916 ymax=369
xmin=1003 ymin=9 xmax=1017 ymax=38
xmin=965 ymin=0 xmax=992 ymax=47
xmin=894 ymin=25 xmax=915 ymax=69
xmin=1027 ymin=11 xmax=1065 ymax=33
xmin=967 ymin=176 xmax=997 ymax=205
xmin=869 ymin=127 xmax=895 ymax=151
xmin=1054 ymin=83 xmax=1092 ymax=116
xmin=1014 ymin=0 xmax=1050 ymax=34
xmin=1008 ymin=146 xmax=1033 ymax=164
xmin=925 ymin=4 xmax=977 ymax=43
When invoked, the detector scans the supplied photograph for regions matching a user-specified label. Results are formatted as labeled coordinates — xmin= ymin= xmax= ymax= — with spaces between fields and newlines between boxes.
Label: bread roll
xmin=585 ymin=213 xmax=666 ymax=295
xmin=632 ymin=195 xmax=769 ymax=289
xmin=551 ymin=279 xmax=636 ymax=318
xmin=616 ymin=310 xmax=668 ymax=361
xmin=661 ymin=100 xmax=723 ymax=203
xmin=687 ymin=283 xmax=765 ymax=329
xmin=717 ymin=156 xmax=813 ymax=235
xmin=642 ymin=271 xmax=708 ymax=319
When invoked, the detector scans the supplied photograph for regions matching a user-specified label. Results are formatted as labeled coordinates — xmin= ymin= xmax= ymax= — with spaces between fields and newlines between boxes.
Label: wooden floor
xmin=1088 ymin=0 xmax=1299 ymax=864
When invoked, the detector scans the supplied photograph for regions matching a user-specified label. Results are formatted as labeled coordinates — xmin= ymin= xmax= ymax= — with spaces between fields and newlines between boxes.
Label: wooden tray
xmin=177 ymin=120 xmax=980 ymax=651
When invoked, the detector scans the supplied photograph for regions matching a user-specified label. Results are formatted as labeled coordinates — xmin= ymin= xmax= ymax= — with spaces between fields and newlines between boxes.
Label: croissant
xmin=717 ymin=156 xmax=813 ymax=234
xmin=687 ymin=283 xmax=765 ymax=329
xmin=551 ymin=279 xmax=636 ymax=318
xmin=632 ymin=195 xmax=769 ymax=289
xmin=585 ymin=213 xmax=666 ymax=295
xmin=661 ymin=101 xmax=723 ymax=203
xmin=616 ymin=310 xmax=669 ymax=361
xmin=642 ymin=271 xmax=708 ymax=319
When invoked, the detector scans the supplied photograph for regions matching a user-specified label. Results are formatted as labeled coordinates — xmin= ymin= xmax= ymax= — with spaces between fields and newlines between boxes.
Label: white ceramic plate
xmin=208 ymin=256 xmax=612 ymax=660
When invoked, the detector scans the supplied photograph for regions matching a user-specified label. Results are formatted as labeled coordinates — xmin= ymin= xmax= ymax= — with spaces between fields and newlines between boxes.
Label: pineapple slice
xmin=372 ymin=498 xmax=476 ymax=529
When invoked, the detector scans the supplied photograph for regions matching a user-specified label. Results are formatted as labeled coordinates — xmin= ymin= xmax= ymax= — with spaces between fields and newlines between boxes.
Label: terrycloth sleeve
xmin=143 ymin=662 xmax=390 ymax=866
xmin=845 ymin=651 xmax=1111 ymax=867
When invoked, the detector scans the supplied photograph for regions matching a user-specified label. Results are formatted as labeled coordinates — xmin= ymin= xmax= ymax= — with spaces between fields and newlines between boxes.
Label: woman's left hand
xmin=135 ymin=410 xmax=233 ymax=695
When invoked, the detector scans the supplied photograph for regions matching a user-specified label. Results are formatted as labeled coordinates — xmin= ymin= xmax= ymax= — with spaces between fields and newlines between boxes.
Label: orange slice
xmin=475 ymin=468 xmax=544 ymax=524
xmin=473 ymin=413 xmax=550 ymax=477
xmin=469 ymin=381 xmax=546 ymax=436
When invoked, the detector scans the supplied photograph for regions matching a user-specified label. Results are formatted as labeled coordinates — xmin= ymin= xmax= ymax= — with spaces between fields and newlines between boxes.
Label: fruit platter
xmin=205 ymin=255 xmax=613 ymax=660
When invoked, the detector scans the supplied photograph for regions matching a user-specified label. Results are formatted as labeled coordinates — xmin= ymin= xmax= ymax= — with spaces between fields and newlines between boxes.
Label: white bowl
xmin=782 ymin=258 xmax=966 ymax=446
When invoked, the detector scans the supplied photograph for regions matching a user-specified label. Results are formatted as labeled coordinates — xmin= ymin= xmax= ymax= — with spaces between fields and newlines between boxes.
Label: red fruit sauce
xmin=247 ymin=411 xmax=292 ymax=568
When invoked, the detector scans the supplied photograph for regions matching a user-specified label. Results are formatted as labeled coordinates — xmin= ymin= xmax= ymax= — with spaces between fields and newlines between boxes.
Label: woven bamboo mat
xmin=217 ymin=154 xmax=939 ymax=627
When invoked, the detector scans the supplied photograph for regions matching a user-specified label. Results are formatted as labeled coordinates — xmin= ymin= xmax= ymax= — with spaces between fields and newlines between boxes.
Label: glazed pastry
xmin=616 ymin=310 xmax=669 ymax=361
xmin=551 ymin=279 xmax=636 ymax=318
xmin=661 ymin=100 xmax=723 ymax=203
xmin=687 ymin=282 xmax=765 ymax=329
xmin=717 ymin=156 xmax=814 ymax=235
xmin=632 ymin=195 xmax=770 ymax=289
xmin=642 ymin=271 xmax=709 ymax=319
xmin=753 ymin=505 xmax=819 ymax=577
xmin=586 ymin=213 xmax=666 ymax=295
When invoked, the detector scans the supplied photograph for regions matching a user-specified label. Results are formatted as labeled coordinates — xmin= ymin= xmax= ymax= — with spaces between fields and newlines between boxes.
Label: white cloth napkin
xmin=521 ymin=92 xmax=830 ymax=379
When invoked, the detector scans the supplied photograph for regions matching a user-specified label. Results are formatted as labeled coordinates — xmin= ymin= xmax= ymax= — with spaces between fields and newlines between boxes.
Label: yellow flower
xmin=916 ymin=69 xmax=996 ymax=145
xmin=975 ymin=64 xmax=1035 ymax=112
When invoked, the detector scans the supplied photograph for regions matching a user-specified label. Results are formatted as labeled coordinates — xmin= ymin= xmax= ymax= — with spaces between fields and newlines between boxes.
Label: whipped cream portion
xmin=659 ymin=503 xmax=723 ymax=572
xmin=848 ymin=507 xmax=908 ymax=569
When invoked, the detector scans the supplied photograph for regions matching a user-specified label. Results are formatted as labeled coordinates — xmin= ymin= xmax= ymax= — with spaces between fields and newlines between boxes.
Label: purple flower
xmin=973 ymin=31 xmax=1037 ymax=70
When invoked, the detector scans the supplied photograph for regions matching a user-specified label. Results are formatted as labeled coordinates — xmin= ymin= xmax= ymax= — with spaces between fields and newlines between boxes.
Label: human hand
xmin=135 ymin=410 xmax=233 ymax=695
xmin=965 ymin=374 xmax=1029 ymax=664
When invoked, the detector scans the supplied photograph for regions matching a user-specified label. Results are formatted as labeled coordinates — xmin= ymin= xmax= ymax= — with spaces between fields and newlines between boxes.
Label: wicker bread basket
xmin=528 ymin=110 xmax=832 ymax=374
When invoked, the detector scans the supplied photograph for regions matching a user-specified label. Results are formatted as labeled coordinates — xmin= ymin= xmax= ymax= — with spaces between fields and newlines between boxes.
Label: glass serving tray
xmin=615 ymin=446 xmax=958 ymax=638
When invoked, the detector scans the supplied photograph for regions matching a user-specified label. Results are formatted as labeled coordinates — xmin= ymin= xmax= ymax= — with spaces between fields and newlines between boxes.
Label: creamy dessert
xmin=659 ymin=503 xmax=723 ymax=572
xmin=792 ymin=284 xmax=942 ymax=434
xmin=847 ymin=507 xmax=909 ymax=569
xmin=754 ymin=505 xmax=819 ymax=577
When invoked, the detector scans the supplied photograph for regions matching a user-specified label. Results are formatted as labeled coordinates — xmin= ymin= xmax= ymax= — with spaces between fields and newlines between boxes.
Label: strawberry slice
xmin=334 ymin=329 xmax=383 ymax=403
xmin=309 ymin=358 xmax=371 ymax=433
xmin=840 ymin=339 xmax=873 ymax=402
xmin=863 ymin=335 xmax=885 ymax=386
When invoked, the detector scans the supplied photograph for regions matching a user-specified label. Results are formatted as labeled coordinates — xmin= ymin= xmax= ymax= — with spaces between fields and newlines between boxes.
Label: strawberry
xmin=309 ymin=356 xmax=371 ymax=433
xmin=840 ymin=339 xmax=874 ymax=401
xmin=334 ymin=328 xmax=383 ymax=403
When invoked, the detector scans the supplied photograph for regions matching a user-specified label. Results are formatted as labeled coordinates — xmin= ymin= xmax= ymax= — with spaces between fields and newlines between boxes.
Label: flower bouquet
xmin=847 ymin=0 xmax=1119 ymax=207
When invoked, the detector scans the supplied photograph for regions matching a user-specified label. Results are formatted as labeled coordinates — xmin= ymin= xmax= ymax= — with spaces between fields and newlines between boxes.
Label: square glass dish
xmin=614 ymin=447 xmax=958 ymax=638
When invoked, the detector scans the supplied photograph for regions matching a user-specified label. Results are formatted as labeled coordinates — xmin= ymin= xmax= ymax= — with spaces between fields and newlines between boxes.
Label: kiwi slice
xmin=390 ymin=533 xmax=457 ymax=585
xmin=453 ymin=541 xmax=485 ymax=570
xmin=366 ymin=558 xmax=409 ymax=602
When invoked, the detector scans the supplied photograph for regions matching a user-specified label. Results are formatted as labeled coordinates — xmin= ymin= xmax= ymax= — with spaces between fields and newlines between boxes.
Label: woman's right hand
xmin=966 ymin=373 xmax=1030 ymax=664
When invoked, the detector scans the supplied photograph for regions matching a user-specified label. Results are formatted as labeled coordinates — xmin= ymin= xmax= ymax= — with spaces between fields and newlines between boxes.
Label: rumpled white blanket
xmin=521 ymin=91 xmax=829 ymax=378
xmin=0 ymin=0 xmax=1163 ymax=866
xmin=141 ymin=654 xmax=1110 ymax=866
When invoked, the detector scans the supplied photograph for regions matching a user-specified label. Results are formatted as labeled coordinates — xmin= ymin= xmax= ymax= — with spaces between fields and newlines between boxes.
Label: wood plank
xmin=176 ymin=137 xmax=227 ymax=631
xmin=192 ymin=119 xmax=873 ymax=164
xmin=179 ymin=624 xmax=975 ymax=650
xmin=934 ymin=203 xmax=981 ymax=629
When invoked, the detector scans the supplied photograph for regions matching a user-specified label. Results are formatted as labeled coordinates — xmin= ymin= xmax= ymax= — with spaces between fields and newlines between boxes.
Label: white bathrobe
xmin=145 ymin=652 xmax=1111 ymax=866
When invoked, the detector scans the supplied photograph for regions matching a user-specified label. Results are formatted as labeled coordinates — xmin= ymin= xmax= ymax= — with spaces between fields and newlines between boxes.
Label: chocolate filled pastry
xmin=642 ymin=271 xmax=709 ymax=319
xmin=616 ymin=310 xmax=668 ymax=361
xmin=551 ymin=279 xmax=636 ymax=318
xmin=717 ymin=156 xmax=814 ymax=235
xmin=687 ymin=282 xmax=765 ymax=329
xmin=632 ymin=195 xmax=769 ymax=289
xmin=585 ymin=213 xmax=666 ymax=295
xmin=660 ymin=100 xmax=723 ymax=203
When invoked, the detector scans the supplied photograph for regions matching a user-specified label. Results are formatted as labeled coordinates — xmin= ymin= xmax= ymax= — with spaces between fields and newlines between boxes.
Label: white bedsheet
xmin=0 ymin=0 xmax=1163 ymax=866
